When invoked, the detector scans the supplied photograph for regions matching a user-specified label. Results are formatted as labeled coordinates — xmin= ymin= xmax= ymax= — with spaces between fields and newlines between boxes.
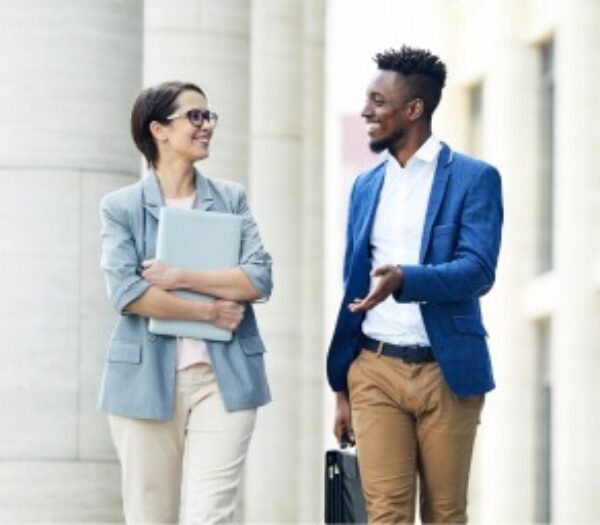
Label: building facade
xmin=422 ymin=1 xmax=600 ymax=522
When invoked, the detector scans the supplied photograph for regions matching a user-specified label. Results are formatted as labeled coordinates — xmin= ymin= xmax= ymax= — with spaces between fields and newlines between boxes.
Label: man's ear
xmin=407 ymin=98 xmax=425 ymax=121
xmin=149 ymin=120 xmax=168 ymax=142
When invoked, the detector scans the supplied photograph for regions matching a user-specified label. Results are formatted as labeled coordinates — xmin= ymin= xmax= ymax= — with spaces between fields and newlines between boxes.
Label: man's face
xmin=361 ymin=70 xmax=412 ymax=154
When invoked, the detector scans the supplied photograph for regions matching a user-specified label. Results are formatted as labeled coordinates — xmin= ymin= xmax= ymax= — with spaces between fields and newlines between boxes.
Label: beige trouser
xmin=109 ymin=364 xmax=257 ymax=524
xmin=348 ymin=349 xmax=484 ymax=524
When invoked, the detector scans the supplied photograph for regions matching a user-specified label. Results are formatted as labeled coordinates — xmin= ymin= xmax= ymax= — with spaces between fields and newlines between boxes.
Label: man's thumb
xmin=372 ymin=265 xmax=388 ymax=277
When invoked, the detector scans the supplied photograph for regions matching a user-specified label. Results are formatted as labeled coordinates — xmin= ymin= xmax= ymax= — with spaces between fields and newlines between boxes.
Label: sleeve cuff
xmin=113 ymin=276 xmax=151 ymax=314
xmin=240 ymin=263 xmax=273 ymax=302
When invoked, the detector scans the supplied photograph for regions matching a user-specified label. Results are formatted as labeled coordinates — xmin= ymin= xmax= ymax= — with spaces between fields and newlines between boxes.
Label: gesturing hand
xmin=211 ymin=300 xmax=245 ymax=331
xmin=141 ymin=259 xmax=181 ymax=290
xmin=348 ymin=264 xmax=404 ymax=313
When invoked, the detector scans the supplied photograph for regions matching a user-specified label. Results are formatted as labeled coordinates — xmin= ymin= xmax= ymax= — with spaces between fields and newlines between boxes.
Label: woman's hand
xmin=141 ymin=259 xmax=181 ymax=290
xmin=209 ymin=300 xmax=245 ymax=331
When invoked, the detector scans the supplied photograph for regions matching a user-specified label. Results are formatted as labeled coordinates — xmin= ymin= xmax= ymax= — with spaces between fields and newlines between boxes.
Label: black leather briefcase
xmin=324 ymin=446 xmax=368 ymax=524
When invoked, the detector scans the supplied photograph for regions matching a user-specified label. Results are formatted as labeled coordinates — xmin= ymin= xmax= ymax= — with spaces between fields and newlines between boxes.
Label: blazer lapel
xmin=354 ymin=162 xmax=386 ymax=257
xmin=142 ymin=170 xmax=163 ymax=221
xmin=419 ymin=143 xmax=453 ymax=262
xmin=194 ymin=169 xmax=217 ymax=211
xmin=140 ymin=171 xmax=163 ymax=259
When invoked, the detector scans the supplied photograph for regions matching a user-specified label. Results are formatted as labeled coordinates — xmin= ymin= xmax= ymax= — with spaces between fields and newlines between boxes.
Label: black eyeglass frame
xmin=166 ymin=108 xmax=219 ymax=128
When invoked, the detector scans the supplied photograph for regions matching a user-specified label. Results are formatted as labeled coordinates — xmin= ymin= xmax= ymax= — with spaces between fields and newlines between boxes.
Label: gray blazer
xmin=98 ymin=170 xmax=273 ymax=420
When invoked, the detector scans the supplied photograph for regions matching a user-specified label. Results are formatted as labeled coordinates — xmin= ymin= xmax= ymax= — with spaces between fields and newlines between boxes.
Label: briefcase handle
xmin=340 ymin=432 xmax=355 ymax=449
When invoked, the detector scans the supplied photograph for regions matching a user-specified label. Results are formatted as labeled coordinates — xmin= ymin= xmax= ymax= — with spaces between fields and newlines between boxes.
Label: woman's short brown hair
xmin=130 ymin=81 xmax=205 ymax=167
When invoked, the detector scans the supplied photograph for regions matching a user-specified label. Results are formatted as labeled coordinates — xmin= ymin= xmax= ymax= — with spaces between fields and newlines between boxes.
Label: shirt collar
xmin=413 ymin=134 xmax=441 ymax=163
xmin=386 ymin=134 xmax=441 ymax=170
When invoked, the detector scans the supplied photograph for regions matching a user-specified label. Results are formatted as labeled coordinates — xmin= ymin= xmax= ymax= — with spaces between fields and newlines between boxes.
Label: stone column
xmin=552 ymin=0 xmax=600 ymax=521
xmin=144 ymin=0 xmax=251 ymax=185
xmin=297 ymin=0 xmax=326 ymax=521
xmin=245 ymin=0 xmax=324 ymax=522
xmin=0 ymin=0 xmax=142 ymax=521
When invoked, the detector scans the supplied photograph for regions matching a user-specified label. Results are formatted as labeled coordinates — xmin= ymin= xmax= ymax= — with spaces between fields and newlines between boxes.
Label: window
xmin=535 ymin=318 xmax=552 ymax=522
xmin=467 ymin=83 xmax=484 ymax=157
xmin=537 ymin=40 xmax=554 ymax=272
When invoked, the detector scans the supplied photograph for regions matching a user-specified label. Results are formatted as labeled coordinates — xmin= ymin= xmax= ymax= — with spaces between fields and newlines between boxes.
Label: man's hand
xmin=141 ymin=259 xmax=181 ymax=290
xmin=333 ymin=392 xmax=355 ymax=445
xmin=210 ymin=300 xmax=245 ymax=331
xmin=348 ymin=264 xmax=404 ymax=313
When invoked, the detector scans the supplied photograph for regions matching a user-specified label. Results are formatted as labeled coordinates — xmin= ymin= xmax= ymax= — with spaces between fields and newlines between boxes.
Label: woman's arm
xmin=141 ymin=259 xmax=261 ymax=301
xmin=141 ymin=183 xmax=271 ymax=302
xmin=100 ymin=192 xmax=244 ymax=329
xmin=124 ymin=286 xmax=244 ymax=331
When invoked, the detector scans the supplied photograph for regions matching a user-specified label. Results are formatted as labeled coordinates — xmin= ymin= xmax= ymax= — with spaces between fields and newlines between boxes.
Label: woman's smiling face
xmin=156 ymin=89 xmax=214 ymax=164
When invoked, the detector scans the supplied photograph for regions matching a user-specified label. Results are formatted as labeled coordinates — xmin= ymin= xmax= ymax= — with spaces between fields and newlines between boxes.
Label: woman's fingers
xmin=213 ymin=300 xmax=245 ymax=330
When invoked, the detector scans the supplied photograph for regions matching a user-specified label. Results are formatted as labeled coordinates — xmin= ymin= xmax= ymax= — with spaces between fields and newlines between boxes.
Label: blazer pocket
xmin=452 ymin=316 xmax=488 ymax=337
xmin=108 ymin=341 xmax=142 ymax=364
xmin=239 ymin=335 xmax=266 ymax=356
xmin=431 ymin=224 xmax=458 ymax=239
xmin=432 ymin=224 xmax=458 ymax=236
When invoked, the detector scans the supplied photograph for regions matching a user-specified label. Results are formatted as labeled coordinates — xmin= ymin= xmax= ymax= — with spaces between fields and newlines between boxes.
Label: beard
xmin=368 ymin=127 xmax=405 ymax=154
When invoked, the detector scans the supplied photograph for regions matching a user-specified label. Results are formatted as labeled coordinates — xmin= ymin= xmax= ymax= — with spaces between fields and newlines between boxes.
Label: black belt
xmin=363 ymin=336 xmax=435 ymax=363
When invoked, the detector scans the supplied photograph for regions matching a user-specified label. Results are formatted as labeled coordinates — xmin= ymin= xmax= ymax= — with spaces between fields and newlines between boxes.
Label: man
xmin=327 ymin=46 xmax=503 ymax=523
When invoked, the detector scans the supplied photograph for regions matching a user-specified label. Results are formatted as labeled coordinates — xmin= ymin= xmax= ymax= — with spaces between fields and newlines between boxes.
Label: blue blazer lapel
xmin=354 ymin=162 xmax=386 ymax=257
xmin=419 ymin=143 xmax=453 ymax=262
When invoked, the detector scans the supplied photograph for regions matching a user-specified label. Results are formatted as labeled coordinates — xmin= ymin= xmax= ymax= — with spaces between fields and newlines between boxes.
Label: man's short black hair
xmin=373 ymin=46 xmax=447 ymax=118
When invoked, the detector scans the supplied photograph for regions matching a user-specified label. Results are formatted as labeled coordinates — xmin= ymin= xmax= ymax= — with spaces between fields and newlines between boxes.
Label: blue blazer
xmin=98 ymin=170 xmax=273 ymax=420
xmin=327 ymin=144 xmax=503 ymax=397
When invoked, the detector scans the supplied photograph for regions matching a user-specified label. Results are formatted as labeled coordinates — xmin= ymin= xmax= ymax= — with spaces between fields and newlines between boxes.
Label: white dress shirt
xmin=362 ymin=135 xmax=441 ymax=346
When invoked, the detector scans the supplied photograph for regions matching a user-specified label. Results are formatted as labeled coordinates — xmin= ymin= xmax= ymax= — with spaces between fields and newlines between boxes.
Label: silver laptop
xmin=148 ymin=207 xmax=243 ymax=341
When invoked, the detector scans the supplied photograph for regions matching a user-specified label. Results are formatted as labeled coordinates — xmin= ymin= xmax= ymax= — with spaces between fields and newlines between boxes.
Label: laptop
xmin=148 ymin=207 xmax=243 ymax=342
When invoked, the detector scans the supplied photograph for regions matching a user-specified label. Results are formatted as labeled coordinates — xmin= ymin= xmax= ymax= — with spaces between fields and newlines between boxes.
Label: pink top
xmin=164 ymin=194 xmax=211 ymax=369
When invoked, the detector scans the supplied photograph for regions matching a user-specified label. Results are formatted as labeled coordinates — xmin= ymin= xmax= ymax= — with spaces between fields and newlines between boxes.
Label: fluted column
xmin=297 ymin=0 xmax=325 ymax=521
xmin=552 ymin=0 xmax=600 ymax=521
xmin=144 ymin=0 xmax=251 ymax=185
xmin=245 ymin=0 xmax=303 ymax=521
xmin=0 ymin=0 xmax=142 ymax=521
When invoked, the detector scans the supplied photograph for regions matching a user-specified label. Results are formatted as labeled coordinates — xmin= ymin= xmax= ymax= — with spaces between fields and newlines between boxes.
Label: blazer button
xmin=148 ymin=334 xmax=157 ymax=341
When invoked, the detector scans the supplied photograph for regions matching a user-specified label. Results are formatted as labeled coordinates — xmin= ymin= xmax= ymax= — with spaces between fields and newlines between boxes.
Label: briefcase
xmin=324 ymin=447 xmax=368 ymax=524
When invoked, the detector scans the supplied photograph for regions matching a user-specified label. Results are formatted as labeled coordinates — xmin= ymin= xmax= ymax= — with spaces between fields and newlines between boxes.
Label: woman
xmin=99 ymin=81 xmax=272 ymax=523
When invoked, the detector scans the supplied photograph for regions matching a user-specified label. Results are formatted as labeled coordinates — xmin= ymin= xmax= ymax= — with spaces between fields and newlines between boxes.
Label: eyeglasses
xmin=166 ymin=108 xmax=219 ymax=128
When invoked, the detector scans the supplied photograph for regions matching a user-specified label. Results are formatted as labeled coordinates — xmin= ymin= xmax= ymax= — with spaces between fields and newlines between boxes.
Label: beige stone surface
xmin=0 ymin=1 xmax=142 ymax=521
xmin=144 ymin=0 xmax=251 ymax=185
xmin=0 ymin=1 xmax=142 ymax=174
xmin=0 ymin=461 xmax=122 ymax=522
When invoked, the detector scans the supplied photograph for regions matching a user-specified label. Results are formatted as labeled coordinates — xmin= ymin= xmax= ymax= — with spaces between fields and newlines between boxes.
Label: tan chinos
xmin=348 ymin=349 xmax=484 ymax=524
